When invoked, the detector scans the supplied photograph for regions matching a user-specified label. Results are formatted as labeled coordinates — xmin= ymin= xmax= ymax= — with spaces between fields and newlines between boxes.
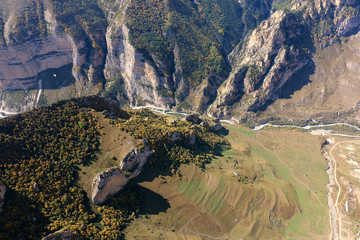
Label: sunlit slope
xmin=124 ymin=125 xmax=330 ymax=239
xmin=263 ymin=32 xmax=360 ymax=122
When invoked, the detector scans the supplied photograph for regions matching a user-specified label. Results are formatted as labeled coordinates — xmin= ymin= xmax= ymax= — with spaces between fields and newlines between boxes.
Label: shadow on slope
xmin=128 ymin=163 xmax=171 ymax=215
xmin=254 ymin=59 xmax=315 ymax=112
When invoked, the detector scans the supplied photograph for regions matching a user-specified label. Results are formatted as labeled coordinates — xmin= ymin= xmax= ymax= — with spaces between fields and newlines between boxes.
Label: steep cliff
xmin=207 ymin=0 xmax=360 ymax=119
xmin=208 ymin=10 xmax=313 ymax=118
xmin=0 ymin=0 xmax=360 ymax=123
xmin=0 ymin=0 xmax=107 ymax=112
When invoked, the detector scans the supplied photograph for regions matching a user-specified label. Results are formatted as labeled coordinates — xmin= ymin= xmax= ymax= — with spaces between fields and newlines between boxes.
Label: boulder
xmin=92 ymin=145 xmax=154 ymax=205
xmin=32 ymin=182 xmax=40 ymax=192
xmin=169 ymin=132 xmax=182 ymax=142
xmin=0 ymin=182 xmax=7 ymax=214
xmin=188 ymin=132 xmax=196 ymax=145
xmin=210 ymin=123 xmax=223 ymax=132
xmin=185 ymin=114 xmax=202 ymax=124
xmin=200 ymin=121 xmax=209 ymax=127
xmin=102 ymin=110 xmax=116 ymax=119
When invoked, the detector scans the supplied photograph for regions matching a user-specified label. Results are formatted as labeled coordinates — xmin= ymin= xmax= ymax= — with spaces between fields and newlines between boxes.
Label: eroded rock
xmin=92 ymin=145 xmax=154 ymax=205
xmin=185 ymin=114 xmax=202 ymax=124
xmin=200 ymin=121 xmax=209 ymax=128
xmin=210 ymin=123 xmax=223 ymax=132
xmin=31 ymin=181 xmax=40 ymax=192
xmin=188 ymin=132 xmax=196 ymax=145
xmin=168 ymin=132 xmax=182 ymax=142
xmin=208 ymin=10 xmax=311 ymax=117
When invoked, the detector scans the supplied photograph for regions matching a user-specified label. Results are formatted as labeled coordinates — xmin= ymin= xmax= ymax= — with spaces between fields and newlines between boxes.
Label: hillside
xmin=0 ymin=0 xmax=359 ymax=124
xmin=3 ymin=95 xmax=360 ymax=239
xmin=124 ymin=124 xmax=330 ymax=239
xmin=0 ymin=96 xmax=226 ymax=239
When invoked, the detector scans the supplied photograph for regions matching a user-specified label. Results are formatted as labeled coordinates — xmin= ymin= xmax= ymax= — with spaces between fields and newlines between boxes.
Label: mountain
xmin=0 ymin=0 xmax=360 ymax=123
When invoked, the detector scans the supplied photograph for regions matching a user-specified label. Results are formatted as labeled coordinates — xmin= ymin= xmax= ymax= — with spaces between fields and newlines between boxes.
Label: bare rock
xmin=92 ymin=146 xmax=154 ymax=205
xmin=334 ymin=6 xmax=360 ymax=36
xmin=200 ymin=121 xmax=209 ymax=127
xmin=188 ymin=132 xmax=196 ymax=145
xmin=104 ymin=23 xmax=175 ymax=107
xmin=210 ymin=123 xmax=223 ymax=132
xmin=42 ymin=229 xmax=77 ymax=240
xmin=208 ymin=10 xmax=311 ymax=117
xmin=185 ymin=114 xmax=202 ymax=124
xmin=168 ymin=132 xmax=182 ymax=142
xmin=31 ymin=182 xmax=40 ymax=192
xmin=120 ymin=147 xmax=154 ymax=175
xmin=0 ymin=182 xmax=6 ymax=214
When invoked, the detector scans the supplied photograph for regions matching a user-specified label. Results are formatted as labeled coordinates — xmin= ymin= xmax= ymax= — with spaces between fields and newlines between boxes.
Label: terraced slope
xmin=124 ymin=125 xmax=330 ymax=239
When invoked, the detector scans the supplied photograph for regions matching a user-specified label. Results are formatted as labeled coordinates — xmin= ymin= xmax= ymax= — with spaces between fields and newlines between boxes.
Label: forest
xmin=0 ymin=96 xmax=227 ymax=239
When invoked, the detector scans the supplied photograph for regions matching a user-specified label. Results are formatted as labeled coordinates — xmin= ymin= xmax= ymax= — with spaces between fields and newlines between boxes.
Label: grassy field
xmin=124 ymin=124 xmax=330 ymax=239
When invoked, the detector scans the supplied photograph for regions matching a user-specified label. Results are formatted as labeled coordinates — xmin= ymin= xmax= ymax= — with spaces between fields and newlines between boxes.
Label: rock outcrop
xmin=31 ymin=181 xmax=40 ymax=192
xmin=210 ymin=123 xmax=223 ymax=132
xmin=185 ymin=114 xmax=202 ymax=124
xmin=168 ymin=131 xmax=182 ymax=142
xmin=208 ymin=10 xmax=312 ymax=118
xmin=0 ymin=182 xmax=6 ymax=214
xmin=42 ymin=229 xmax=77 ymax=240
xmin=334 ymin=6 xmax=360 ymax=36
xmin=0 ymin=2 xmax=106 ymax=113
xmin=92 ymin=145 xmax=154 ymax=205
xmin=104 ymin=23 xmax=175 ymax=108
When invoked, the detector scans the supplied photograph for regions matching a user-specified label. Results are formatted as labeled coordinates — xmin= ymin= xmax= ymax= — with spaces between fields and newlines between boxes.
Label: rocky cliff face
xmin=1 ymin=0 xmax=360 ymax=122
xmin=92 ymin=144 xmax=154 ymax=205
xmin=0 ymin=0 xmax=105 ymax=112
xmin=208 ymin=10 xmax=312 ymax=118
xmin=104 ymin=24 xmax=175 ymax=107
xmin=206 ymin=0 xmax=360 ymax=119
